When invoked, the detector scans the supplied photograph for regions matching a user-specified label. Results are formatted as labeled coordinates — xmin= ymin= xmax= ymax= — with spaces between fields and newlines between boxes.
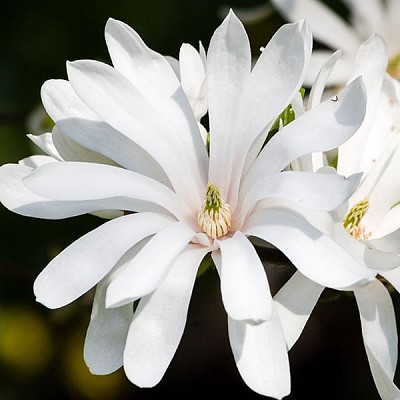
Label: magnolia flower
xmin=0 ymin=11 xmax=372 ymax=398
xmin=269 ymin=0 xmax=400 ymax=85
xmin=276 ymin=34 xmax=400 ymax=399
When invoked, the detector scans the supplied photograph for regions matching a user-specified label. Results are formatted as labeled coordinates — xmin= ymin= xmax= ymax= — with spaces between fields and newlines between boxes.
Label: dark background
xmin=0 ymin=0 xmax=398 ymax=399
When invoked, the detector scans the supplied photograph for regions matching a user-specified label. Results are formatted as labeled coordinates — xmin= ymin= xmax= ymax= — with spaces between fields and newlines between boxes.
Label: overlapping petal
xmin=84 ymin=279 xmax=134 ymax=375
xmin=66 ymin=59 xmax=205 ymax=207
xmin=274 ymin=271 xmax=324 ymax=349
xmin=242 ymin=77 xmax=367 ymax=192
xmin=105 ymin=222 xmax=194 ymax=308
xmin=228 ymin=311 xmax=290 ymax=399
xmin=354 ymin=280 xmax=400 ymax=399
xmin=22 ymin=161 xmax=193 ymax=222
xmin=123 ymin=245 xmax=208 ymax=387
xmin=34 ymin=212 xmax=173 ymax=309
xmin=41 ymin=79 xmax=171 ymax=185
xmin=244 ymin=209 xmax=376 ymax=289
xmin=214 ymin=231 xmax=272 ymax=323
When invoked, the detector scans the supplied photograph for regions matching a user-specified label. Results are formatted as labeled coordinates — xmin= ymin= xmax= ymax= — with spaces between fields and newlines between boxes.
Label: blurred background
xmin=0 ymin=0 xmax=398 ymax=399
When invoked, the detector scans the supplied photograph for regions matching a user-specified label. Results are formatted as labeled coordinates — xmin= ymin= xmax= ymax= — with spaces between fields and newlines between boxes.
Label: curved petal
xmin=274 ymin=271 xmax=324 ymax=349
xmin=33 ymin=212 xmax=173 ymax=309
xmin=305 ymin=51 xmax=354 ymax=86
xmin=354 ymin=280 xmax=399 ymax=398
xmin=179 ymin=43 xmax=207 ymax=121
xmin=270 ymin=0 xmax=360 ymax=53
xmin=243 ymin=77 xmax=367 ymax=189
xmin=237 ymin=170 xmax=360 ymax=228
xmin=228 ymin=310 xmax=290 ymax=398
xmin=207 ymin=10 xmax=251 ymax=199
xmin=338 ymin=34 xmax=388 ymax=177
xmin=41 ymin=79 xmax=170 ymax=185
xmin=27 ymin=132 xmax=62 ymax=161
xmin=84 ymin=279 xmax=134 ymax=375
xmin=66 ymin=59 xmax=204 ymax=207
xmin=106 ymin=222 xmax=194 ymax=308
xmin=23 ymin=161 xmax=193 ymax=222
xmin=244 ymin=209 xmax=376 ymax=290
xmin=229 ymin=20 xmax=312 ymax=207
xmin=307 ymin=49 xmax=342 ymax=109
xmin=104 ymin=18 xmax=208 ymax=181
xmin=214 ymin=231 xmax=272 ymax=324
xmin=123 ymin=244 xmax=208 ymax=387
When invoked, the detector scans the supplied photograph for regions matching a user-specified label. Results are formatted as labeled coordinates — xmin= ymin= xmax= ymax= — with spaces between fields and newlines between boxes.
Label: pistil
xmin=198 ymin=183 xmax=232 ymax=239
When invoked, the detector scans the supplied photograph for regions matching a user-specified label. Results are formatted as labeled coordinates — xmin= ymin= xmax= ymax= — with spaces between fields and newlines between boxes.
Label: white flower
xmin=270 ymin=0 xmax=400 ymax=85
xmin=0 ymin=11 xmax=371 ymax=398
xmin=277 ymin=34 xmax=400 ymax=399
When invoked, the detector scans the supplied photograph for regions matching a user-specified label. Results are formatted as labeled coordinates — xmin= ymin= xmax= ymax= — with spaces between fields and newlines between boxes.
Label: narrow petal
xmin=338 ymin=34 xmax=388 ymax=177
xmin=354 ymin=280 xmax=399 ymax=398
xmin=41 ymin=79 xmax=170 ymax=185
xmin=274 ymin=271 xmax=324 ymax=349
xmin=270 ymin=0 xmax=360 ymax=53
xmin=34 ymin=212 xmax=173 ymax=309
xmin=307 ymin=50 xmax=342 ymax=109
xmin=84 ymin=280 xmax=134 ymax=375
xmin=123 ymin=245 xmax=208 ymax=387
xmin=237 ymin=170 xmax=360 ymax=228
xmin=23 ymin=161 xmax=193 ymax=222
xmin=179 ymin=43 xmax=207 ymax=121
xmin=243 ymin=77 xmax=366 ymax=189
xmin=244 ymin=209 xmax=376 ymax=290
xmin=229 ymin=20 xmax=312 ymax=206
xmin=214 ymin=231 xmax=272 ymax=324
xmin=207 ymin=10 xmax=251 ymax=199
xmin=228 ymin=310 xmax=290 ymax=398
xmin=106 ymin=222 xmax=194 ymax=307
xmin=67 ymin=59 xmax=204 ymax=207
xmin=104 ymin=18 xmax=208 ymax=183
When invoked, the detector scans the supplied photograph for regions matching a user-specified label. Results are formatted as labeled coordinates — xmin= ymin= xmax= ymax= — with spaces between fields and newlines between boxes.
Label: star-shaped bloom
xmin=269 ymin=0 xmax=400 ymax=85
xmin=0 ymin=11 xmax=372 ymax=398
xmin=276 ymin=33 xmax=400 ymax=398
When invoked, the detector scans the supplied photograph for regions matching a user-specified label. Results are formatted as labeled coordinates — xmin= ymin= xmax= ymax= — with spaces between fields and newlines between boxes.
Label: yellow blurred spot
xmin=63 ymin=328 xmax=126 ymax=400
xmin=0 ymin=305 xmax=53 ymax=376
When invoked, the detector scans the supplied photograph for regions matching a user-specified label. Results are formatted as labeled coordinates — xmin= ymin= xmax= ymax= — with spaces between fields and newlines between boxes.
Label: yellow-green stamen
xmin=198 ymin=183 xmax=232 ymax=239
xmin=343 ymin=199 xmax=371 ymax=240
xmin=388 ymin=54 xmax=400 ymax=79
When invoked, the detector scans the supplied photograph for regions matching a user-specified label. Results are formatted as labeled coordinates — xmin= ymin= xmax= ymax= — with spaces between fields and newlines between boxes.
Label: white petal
xmin=307 ymin=50 xmax=342 ymax=109
xmin=305 ymin=51 xmax=354 ymax=86
xmin=354 ymin=280 xmax=400 ymax=398
xmin=66 ymin=59 xmax=204 ymax=207
xmin=27 ymin=132 xmax=62 ymax=161
xmin=207 ymin=10 xmax=251 ymax=199
xmin=243 ymin=77 xmax=367 ymax=188
xmin=274 ymin=271 xmax=324 ymax=349
xmin=106 ymin=222 xmax=194 ymax=307
xmin=338 ymin=34 xmax=388 ymax=177
xmin=270 ymin=0 xmax=360 ymax=53
xmin=123 ymin=244 xmax=208 ymax=387
xmin=179 ymin=43 xmax=207 ymax=121
xmin=104 ymin=18 xmax=208 ymax=185
xmin=34 ymin=212 xmax=173 ymax=309
xmin=228 ymin=310 xmax=290 ymax=398
xmin=214 ymin=231 xmax=272 ymax=324
xmin=244 ymin=209 xmax=376 ymax=290
xmin=23 ymin=161 xmax=193 ymax=222
xmin=229 ymin=20 xmax=312 ymax=206
xmin=84 ymin=280 xmax=133 ymax=374
xmin=237 ymin=170 xmax=360 ymax=227
xmin=41 ymin=79 xmax=170 ymax=184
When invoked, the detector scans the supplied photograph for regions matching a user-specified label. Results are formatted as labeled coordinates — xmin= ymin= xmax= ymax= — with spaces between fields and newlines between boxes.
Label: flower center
xmin=343 ymin=199 xmax=371 ymax=241
xmin=387 ymin=54 xmax=400 ymax=79
xmin=197 ymin=183 xmax=232 ymax=239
